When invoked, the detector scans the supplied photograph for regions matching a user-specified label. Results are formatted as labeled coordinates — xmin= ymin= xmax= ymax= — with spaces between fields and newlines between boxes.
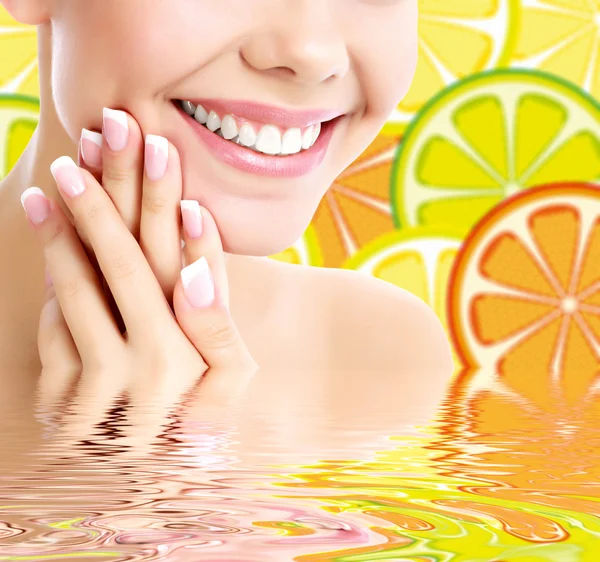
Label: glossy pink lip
xmin=173 ymin=100 xmax=343 ymax=178
xmin=179 ymin=98 xmax=345 ymax=129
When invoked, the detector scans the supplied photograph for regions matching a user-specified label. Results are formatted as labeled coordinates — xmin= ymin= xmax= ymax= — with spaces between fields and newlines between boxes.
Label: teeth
xmin=280 ymin=128 xmax=302 ymax=155
xmin=206 ymin=110 xmax=221 ymax=132
xmin=194 ymin=104 xmax=208 ymax=124
xmin=220 ymin=115 xmax=238 ymax=140
xmin=255 ymin=125 xmax=282 ymax=155
xmin=239 ymin=123 xmax=257 ymax=147
xmin=182 ymin=100 xmax=325 ymax=156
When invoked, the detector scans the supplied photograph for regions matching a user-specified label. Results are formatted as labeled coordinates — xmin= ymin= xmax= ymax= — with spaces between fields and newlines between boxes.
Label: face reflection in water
xmin=1 ymin=365 xmax=599 ymax=560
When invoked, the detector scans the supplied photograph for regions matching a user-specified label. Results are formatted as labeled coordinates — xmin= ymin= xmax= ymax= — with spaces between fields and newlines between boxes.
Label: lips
xmin=172 ymin=100 xmax=343 ymax=178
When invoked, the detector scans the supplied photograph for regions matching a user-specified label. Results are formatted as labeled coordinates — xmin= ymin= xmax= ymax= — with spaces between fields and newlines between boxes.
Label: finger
xmin=21 ymin=186 xmax=123 ymax=365
xmin=101 ymin=107 xmax=143 ymax=238
xmin=78 ymin=128 xmax=104 ymax=183
xmin=140 ymin=135 xmax=183 ymax=305
xmin=49 ymin=155 xmax=172 ymax=337
xmin=173 ymin=257 xmax=257 ymax=370
xmin=180 ymin=201 xmax=229 ymax=308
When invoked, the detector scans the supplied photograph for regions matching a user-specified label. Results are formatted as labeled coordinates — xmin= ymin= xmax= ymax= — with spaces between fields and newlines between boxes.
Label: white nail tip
xmin=21 ymin=187 xmax=46 ymax=209
xmin=50 ymin=155 xmax=76 ymax=177
xmin=103 ymin=107 xmax=129 ymax=129
xmin=146 ymin=134 xmax=169 ymax=155
xmin=81 ymin=128 xmax=103 ymax=147
xmin=181 ymin=256 xmax=210 ymax=289
xmin=180 ymin=200 xmax=200 ymax=214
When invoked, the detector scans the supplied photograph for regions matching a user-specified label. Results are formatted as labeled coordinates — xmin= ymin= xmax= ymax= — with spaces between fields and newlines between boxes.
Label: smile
xmin=172 ymin=99 xmax=345 ymax=178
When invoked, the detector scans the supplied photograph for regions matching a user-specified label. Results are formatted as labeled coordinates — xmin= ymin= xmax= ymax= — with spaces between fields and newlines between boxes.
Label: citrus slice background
xmin=509 ymin=0 xmax=600 ymax=101
xmin=391 ymin=69 xmax=600 ymax=237
xmin=0 ymin=94 xmax=39 ymax=179
xmin=342 ymin=226 xmax=464 ymax=372
xmin=380 ymin=0 xmax=518 ymax=137
xmin=448 ymin=183 xmax=600 ymax=407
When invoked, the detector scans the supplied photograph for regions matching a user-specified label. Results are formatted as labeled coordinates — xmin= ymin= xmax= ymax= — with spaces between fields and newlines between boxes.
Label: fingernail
xmin=181 ymin=256 xmax=215 ymax=308
xmin=50 ymin=156 xmax=86 ymax=197
xmin=180 ymin=200 xmax=203 ymax=239
xmin=102 ymin=107 xmax=129 ymax=152
xmin=21 ymin=186 xmax=51 ymax=225
xmin=145 ymin=134 xmax=169 ymax=181
xmin=80 ymin=128 xmax=103 ymax=168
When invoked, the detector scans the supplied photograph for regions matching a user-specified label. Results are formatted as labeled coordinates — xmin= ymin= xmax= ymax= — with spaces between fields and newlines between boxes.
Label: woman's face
xmin=49 ymin=0 xmax=418 ymax=255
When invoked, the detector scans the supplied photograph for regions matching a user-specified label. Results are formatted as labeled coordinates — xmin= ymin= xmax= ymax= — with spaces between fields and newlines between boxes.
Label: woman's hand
xmin=21 ymin=107 xmax=258 ymax=426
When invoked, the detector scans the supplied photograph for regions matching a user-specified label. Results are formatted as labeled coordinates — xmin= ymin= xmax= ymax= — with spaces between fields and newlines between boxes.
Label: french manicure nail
xmin=21 ymin=187 xmax=51 ymax=225
xmin=102 ymin=107 xmax=129 ymax=152
xmin=50 ymin=156 xmax=86 ymax=197
xmin=180 ymin=200 xmax=203 ymax=239
xmin=181 ymin=256 xmax=215 ymax=308
xmin=145 ymin=134 xmax=169 ymax=181
xmin=80 ymin=128 xmax=103 ymax=168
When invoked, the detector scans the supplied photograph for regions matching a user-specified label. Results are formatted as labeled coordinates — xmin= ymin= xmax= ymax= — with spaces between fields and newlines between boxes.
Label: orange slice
xmin=268 ymin=224 xmax=323 ymax=267
xmin=449 ymin=183 xmax=600 ymax=408
xmin=309 ymin=133 xmax=402 ymax=269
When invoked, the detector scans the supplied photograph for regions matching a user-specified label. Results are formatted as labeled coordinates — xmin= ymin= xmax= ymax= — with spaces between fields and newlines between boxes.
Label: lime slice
xmin=391 ymin=69 xmax=600 ymax=236
xmin=268 ymin=224 xmax=323 ymax=267
xmin=381 ymin=0 xmax=519 ymax=136
xmin=510 ymin=1 xmax=600 ymax=100
xmin=0 ymin=8 xmax=39 ymax=97
xmin=0 ymin=94 xmax=39 ymax=179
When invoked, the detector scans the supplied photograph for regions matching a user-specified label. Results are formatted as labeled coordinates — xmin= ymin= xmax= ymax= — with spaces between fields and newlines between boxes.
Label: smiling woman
xmin=0 ymin=0 xmax=453 ymax=381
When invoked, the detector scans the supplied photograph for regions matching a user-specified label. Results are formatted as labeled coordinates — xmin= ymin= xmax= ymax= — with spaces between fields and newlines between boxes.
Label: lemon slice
xmin=342 ymin=226 xmax=464 ymax=372
xmin=268 ymin=224 xmax=323 ymax=266
xmin=510 ymin=0 xmax=600 ymax=100
xmin=448 ymin=183 xmax=600 ymax=408
xmin=392 ymin=69 xmax=600 ymax=237
xmin=380 ymin=0 xmax=518 ymax=136
xmin=0 ymin=94 xmax=39 ymax=179
xmin=0 ymin=8 xmax=39 ymax=97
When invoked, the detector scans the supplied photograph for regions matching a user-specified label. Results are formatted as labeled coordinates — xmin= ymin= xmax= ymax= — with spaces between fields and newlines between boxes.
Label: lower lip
xmin=173 ymin=101 xmax=341 ymax=178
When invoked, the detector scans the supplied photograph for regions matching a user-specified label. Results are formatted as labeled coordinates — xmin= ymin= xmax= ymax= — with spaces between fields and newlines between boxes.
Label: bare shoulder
xmin=300 ymin=264 xmax=455 ymax=375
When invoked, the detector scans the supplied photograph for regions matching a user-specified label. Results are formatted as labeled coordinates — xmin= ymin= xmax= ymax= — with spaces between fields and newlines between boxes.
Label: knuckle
xmin=109 ymin=252 xmax=139 ymax=280
xmin=142 ymin=193 xmax=169 ymax=215
xmin=44 ymin=220 xmax=65 ymax=246
xmin=204 ymin=321 xmax=240 ymax=349
xmin=103 ymin=166 xmax=134 ymax=186
xmin=56 ymin=275 xmax=87 ymax=298
xmin=86 ymin=200 xmax=108 ymax=221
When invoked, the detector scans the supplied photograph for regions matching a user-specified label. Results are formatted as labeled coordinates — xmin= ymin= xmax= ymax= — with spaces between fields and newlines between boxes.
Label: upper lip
xmin=176 ymin=98 xmax=346 ymax=129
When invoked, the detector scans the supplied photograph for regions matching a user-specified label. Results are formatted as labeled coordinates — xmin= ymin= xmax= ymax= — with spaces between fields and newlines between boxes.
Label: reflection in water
xmin=0 ymin=364 xmax=599 ymax=560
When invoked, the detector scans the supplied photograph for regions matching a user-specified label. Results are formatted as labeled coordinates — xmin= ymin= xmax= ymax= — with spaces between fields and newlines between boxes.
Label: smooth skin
xmin=0 ymin=0 xmax=454 ymax=420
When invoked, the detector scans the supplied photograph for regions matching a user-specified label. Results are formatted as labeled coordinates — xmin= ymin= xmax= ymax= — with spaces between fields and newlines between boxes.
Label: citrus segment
xmin=448 ymin=184 xmax=600 ymax=407
xmin=309 ymin=134 xmax=400 ymax=268
xmin=479 ymin=233 xmax=558 ymax=298
xmin=392 ymin=70 xmax=600 ymax=236
xmin=0 ymin=94 xmax=39 ymax=179
xmin=0 ymin=10 xmax=39 ymax=97
xmin=510 ymin=0 xmax=600 ymax=100
xmin=472 ymin=295 xmax=556 ymax=344
xmin=576 ymin=216 xmax=600 ymax=294
xmin=529 ymin=206 xmax=579 ymax=293
xmin=382 ymin=0 xmax=516 ymax=135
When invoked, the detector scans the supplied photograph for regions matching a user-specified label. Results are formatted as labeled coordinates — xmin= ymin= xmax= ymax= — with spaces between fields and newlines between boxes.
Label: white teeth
xmin=255 ymin=125 xmax=282 ymax=155
xmin=302 ymin=126 xmax=314 ymax=150
xmin=182 ymin=100 xmax=196 ymax=115
xmin=206 ymin=110 xmax=221 ymax=132
xmin=194 ymin=104 xmax=208 ymax=124
xmin=280 ymin=128 xmax=302 ymax=155
xmin=238 ymin=123 xmax=257 ymax=147
xmin=220 ymin=115 xmax=238 ymax=140
xmin=311 ymin=122 xmax=321 ymax=147
xmin=182 ymin=101 xmax=327 ymax=156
